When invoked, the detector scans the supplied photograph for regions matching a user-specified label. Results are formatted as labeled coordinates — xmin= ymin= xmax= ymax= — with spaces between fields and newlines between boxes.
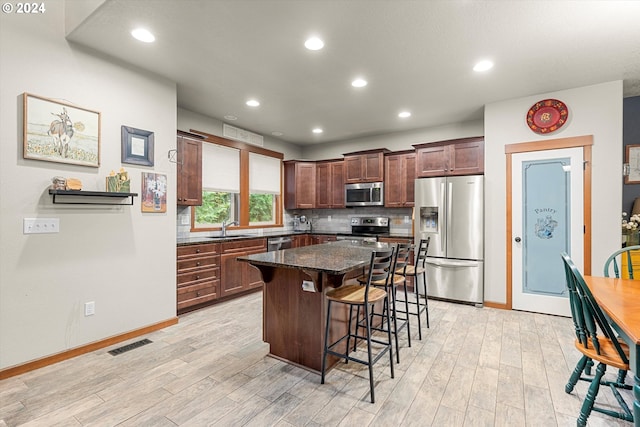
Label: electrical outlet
xmin=23 ymin=218 xmax=60 ymax=234
xmin=84 ymin=301 xmax=95 ymax=316
xmin=181 ymin=215 xmax=190 ymax=225
xmin=404 ymin=215 xmax=410 ymax=224
xmin=327 ymin=215 xmax=331 ymax=222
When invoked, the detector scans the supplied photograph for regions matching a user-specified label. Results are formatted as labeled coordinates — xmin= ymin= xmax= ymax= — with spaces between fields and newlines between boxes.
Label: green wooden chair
xmin=561 ymin=252 xmax=633 ymax=426
xmin=603 ymin=244 xmax=640 ymax=278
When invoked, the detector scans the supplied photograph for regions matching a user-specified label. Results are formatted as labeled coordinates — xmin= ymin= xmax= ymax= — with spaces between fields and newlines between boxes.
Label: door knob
xmin=515 ymin=237 xmax=522 ymax=243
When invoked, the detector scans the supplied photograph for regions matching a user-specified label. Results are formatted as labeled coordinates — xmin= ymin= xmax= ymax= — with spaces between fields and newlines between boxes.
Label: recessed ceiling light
xmin=398 ymin=111 xmax=411 ymax=118
xmin=312 ymin=128 xmax=323 ymax=134
xmin=246 ymin=99 xmax=260 ymax=107
xmin=271 ymin=131 xmax=284 ymax=137
xmin=305 ymin=37 xmax=324 ymax=51
xmin=131 ymin=28 xmax=155 ymax=43
xmin=473 ymin=60 xmax=494 ymax=72
xmin=351 ymin=78 xmax=368 ymax=88
xmin=224 ymin=115 xmax=238 ymax=121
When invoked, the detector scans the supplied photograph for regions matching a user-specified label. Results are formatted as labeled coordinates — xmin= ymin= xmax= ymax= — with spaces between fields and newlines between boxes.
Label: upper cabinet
xmin=343 ymin=149 xmax=388 ymax=183
xmin=284 ymin=160 xmax=316 ymax=209
xmin=384 ymin=151 xmax=415 ymax=207
xmin=316 ymin=160 xmax=345 ymax=209
xmin=177 ymin=132 xmax=203 ymax=206
xmin=414 ymin=137 xmax=484 ymax=178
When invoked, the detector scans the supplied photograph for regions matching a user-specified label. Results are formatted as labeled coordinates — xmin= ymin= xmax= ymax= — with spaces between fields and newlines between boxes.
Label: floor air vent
xmin=108 ymin=338 xmax=152 ymax=356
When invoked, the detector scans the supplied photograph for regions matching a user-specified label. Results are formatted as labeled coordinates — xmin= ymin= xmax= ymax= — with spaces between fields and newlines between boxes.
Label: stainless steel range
xmin=336 ymin=216 xmax=390 ymax=243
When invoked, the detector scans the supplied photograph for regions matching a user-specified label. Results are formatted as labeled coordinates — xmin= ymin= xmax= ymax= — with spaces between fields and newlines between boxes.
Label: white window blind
xmin=249 ymin=152 xmax=281 ymax=194
xmin=202 ymin=143 xmax=240 ymax=192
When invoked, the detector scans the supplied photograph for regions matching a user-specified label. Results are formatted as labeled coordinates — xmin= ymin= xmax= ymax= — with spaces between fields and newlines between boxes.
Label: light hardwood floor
xmin=0 ymin=291 xmax=634 ymax=426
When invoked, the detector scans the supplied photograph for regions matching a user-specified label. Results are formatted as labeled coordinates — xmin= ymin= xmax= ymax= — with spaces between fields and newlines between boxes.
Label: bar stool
xmin=356 ymin=242 xmax=412 ymax=364
xmin=396 ymin=238 xmax=430 ymax=338
xmin=321 ymin=248 xmax=395 ymax=403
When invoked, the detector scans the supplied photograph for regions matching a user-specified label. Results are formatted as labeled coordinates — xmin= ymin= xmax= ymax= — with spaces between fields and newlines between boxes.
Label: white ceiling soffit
xmin=65 ymin=0 xmax=640 ymax=145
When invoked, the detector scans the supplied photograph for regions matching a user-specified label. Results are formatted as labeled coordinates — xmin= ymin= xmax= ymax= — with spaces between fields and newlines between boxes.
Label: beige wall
xmin=484 ymin=81 xmax=623 ymax=305
xmin=0 ymin=2 xmax=177 ymax=369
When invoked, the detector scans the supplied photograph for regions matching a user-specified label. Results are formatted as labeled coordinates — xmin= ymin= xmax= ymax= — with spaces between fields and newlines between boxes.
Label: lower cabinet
xmin=311 ymin=234 xmax=337 ymax=245
xmin=292 ymin=234 xmax=311 ymax=247
xmin=177 ymin=238 xmax=267 ymax=313
xmin=177 ymin=243 xmax=220 ymax=313
xmin=220 ymin=238 xmax=268 ymax=298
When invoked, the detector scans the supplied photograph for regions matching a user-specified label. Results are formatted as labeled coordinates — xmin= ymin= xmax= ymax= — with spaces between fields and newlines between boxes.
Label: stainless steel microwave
xmin=345 ymin=182 xmax=384 ymax=207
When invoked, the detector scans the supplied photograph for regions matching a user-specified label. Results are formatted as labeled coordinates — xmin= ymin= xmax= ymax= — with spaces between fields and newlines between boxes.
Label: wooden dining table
xmin=584 ymin=275 xmax=640 ymax=426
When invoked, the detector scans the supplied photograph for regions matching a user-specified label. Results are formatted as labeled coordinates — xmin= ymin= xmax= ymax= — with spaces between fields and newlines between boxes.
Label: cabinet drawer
xmin=178 ymin=243 xmax=220 ymax=259
xmin=222 ymin=238 xmax=267 ymax=254
xmin=177 ymin=281 xmax=219 ymax=310
xmin=177 ymin=255 xmax=219 ymax=273
xmin=177 ymin=267 xmax=219 ymax=285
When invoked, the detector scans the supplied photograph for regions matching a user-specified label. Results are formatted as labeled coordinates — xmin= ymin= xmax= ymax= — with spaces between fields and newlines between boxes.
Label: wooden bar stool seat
xmin=321 ymin=248 xmax=395 ymax=403
xmin=396 ymin=238 xmax=431 ymax=339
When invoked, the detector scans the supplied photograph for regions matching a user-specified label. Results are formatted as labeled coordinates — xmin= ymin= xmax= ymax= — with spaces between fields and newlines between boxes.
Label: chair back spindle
xmin=603 ymin=245 xmax=640 ymax=278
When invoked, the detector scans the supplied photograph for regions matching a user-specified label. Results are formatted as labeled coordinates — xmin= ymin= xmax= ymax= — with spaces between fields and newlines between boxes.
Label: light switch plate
xmin=23 ymin=218 xmax=60 ymax=234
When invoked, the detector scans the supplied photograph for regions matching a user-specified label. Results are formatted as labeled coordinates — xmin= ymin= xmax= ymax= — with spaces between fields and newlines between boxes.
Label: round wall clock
xmin=526 ymin=99 xmax=568 ymax=134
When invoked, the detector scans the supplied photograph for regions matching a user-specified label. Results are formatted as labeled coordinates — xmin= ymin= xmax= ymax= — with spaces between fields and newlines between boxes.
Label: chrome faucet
xmin=221 ymin=220 xmax=239 ymax=237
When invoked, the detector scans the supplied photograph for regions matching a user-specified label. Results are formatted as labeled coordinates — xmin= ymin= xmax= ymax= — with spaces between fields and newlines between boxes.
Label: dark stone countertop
xmin=177 ymin=231 xmax=411 ymax=246
xmin=237 ymin=240 xmax=392 ymax=275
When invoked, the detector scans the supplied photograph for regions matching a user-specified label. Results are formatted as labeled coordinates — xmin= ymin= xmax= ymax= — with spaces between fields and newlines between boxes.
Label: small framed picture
xmin=142 ymin=172 xmax=167 ymax=213
xmin=626 ymin=144 xmax=640 ymax=184
xmin=122 ymin=126 xmax=154 ymax=166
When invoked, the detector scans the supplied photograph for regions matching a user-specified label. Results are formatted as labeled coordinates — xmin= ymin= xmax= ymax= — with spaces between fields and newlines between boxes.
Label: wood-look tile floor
xmin=0 ymin=291 xmax=635 ymax=426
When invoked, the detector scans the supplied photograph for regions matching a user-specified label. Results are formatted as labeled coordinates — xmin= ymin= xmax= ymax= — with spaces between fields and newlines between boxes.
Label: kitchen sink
xmin=206 ymin=234 xmax=257 ymax=240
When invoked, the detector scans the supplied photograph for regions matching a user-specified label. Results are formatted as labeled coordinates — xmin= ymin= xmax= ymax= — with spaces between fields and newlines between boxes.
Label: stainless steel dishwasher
xmin=267 ymin=236 xmax=293 ymax=251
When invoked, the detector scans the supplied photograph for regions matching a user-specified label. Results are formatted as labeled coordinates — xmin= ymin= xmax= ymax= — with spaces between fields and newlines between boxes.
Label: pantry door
xmin=506 ymin=136 xmax=592 ymax=317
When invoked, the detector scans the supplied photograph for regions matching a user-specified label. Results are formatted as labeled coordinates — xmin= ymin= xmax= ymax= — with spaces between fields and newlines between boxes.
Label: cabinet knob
xmin=196 ymin=249 xmax=200 ymax=253
xmin=196 ymin=291 xmax=201 ymax=297
xmin=196 ymin=275 xmax=200 ymax=279
xmin=196 ymin=262 xmax=201 ymax=266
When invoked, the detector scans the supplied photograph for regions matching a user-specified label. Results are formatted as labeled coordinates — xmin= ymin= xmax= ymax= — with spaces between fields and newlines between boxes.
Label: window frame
xmin=190 ymin=131 xmax=283 ymax=232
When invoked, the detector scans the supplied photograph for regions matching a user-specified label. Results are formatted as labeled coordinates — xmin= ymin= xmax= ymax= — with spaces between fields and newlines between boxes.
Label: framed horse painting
xmin=23 ymin=93 xmax=101 ymax=167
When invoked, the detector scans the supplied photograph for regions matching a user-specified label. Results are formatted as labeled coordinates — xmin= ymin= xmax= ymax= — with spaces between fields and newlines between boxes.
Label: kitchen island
xmin=238 ymin=241 xmax=389 ymax=373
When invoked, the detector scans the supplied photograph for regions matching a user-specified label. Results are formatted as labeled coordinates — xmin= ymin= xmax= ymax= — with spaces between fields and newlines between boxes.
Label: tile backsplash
xmin=177 ymin=206 xmax=414 ymax=238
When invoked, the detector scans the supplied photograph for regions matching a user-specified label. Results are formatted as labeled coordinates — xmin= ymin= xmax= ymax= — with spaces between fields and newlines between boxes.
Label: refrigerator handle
xmin=440 ymin=182 xmax=446 ymax=253
xmin=446 ymin=181 xmax=453 ymax=250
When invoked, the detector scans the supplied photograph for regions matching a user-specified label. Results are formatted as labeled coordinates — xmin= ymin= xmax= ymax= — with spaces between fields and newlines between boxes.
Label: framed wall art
xmin=122 ymin=126 xmax=154 ymax=166
xmin=23 ymin=93 xmax=101 ymax=167
xmin=141 ymin=172 xmax=167 ymax=213
xmin=625 ymin=144 xmax=640 ymax=184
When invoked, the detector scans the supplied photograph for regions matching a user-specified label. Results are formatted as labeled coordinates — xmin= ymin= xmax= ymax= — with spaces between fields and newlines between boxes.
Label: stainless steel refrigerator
xmin=414 ymin=175 xmax=484 ymax=305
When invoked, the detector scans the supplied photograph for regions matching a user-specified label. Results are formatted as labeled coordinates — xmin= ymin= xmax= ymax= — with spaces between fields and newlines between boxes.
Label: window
xmin=249 ymin=152 xmax=281 ymax=226
xmin=191 ymin=134 xmax=283 ymax=231
xmin=194 ymin=143 xmax=240 ymax=229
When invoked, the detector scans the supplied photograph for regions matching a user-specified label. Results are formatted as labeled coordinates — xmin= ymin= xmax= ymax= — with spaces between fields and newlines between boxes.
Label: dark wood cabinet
xmin=220 ymin=238 xmax=267 ymax=298
xmin=316 ymin=160 xmax=344 ymax=208
xmin=177 ymin=133 xmax=203 ymax=205
xmin=284 ymin=161 xmax=316 ymax=209
xmin=292 ymin=234 xmax=311 ymax=247
xmin=385 ymin=152 xmax=416 ymax=207
xmin=311 ymin=234 xmax=338 ymax=245
xmin=414 ymin=137 xmax=484 ymax=178
xmin=344 ymin=149 xmax=387 ymax=183
xmin=176 ymin=243 xmax=220 ymax=313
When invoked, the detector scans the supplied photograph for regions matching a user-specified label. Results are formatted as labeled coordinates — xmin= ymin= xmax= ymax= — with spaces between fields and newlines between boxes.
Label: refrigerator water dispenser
xmin=419 ymin=207 xmax=439 ymax=233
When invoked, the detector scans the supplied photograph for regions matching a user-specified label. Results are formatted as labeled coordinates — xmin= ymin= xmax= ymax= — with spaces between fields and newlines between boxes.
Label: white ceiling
xmin=66 ymin=0 xmax=640 ymax=145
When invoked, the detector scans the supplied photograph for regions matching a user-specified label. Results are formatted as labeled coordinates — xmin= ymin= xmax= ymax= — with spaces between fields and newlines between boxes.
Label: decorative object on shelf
xmin=122 ymin=126 xmax=154 ymax=166
xmin=622 ymin=211 xmax=640 ymax=246
xmin=624 ymin=144 xmax=640 ymax=184
xmin=51 ymin=176 xmax=66 ymax=190
xmin=526 ymin=98 xmax=568 ymax=134
xmin=65 ymin=178 xmax=82 ymax=190
xmin=142 ymin=172 xmax=167 ymax=213
xmin=23 ymin=93 xmax=101 ymax=167
xmin=106 ymin=168 xmax=131 ymax=193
